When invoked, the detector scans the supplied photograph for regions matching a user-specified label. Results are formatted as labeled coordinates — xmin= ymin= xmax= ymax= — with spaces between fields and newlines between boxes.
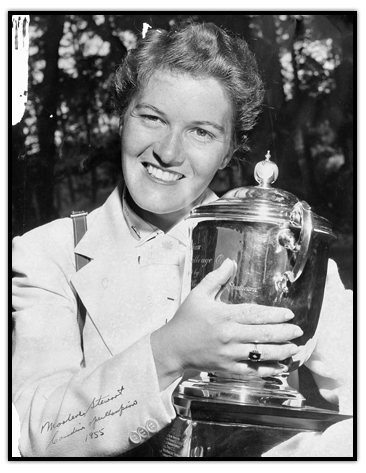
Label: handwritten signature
xmin=89 ymin=400 xmax=138 ymax=429
xmin=47 ymin=425 xmax=86 ymax=449
xmin=41 ymin=385 xmax=127 ymax=434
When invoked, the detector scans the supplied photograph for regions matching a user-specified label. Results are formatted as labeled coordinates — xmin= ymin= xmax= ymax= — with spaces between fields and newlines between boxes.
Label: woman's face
xmin=121 ymin=70 xmax=233 ymax=229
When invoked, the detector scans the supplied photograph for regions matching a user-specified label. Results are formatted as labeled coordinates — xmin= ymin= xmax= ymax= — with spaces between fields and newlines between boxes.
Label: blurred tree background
xmin=12 ymin=13 xmax=354 ymax=289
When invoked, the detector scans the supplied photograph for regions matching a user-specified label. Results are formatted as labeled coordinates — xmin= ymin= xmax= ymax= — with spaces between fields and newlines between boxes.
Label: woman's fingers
xmin=215 ymin=360 xmax=291 ymax=379
xmin=236 ymin=361 xmax=290 ymax=378
xmin=245 ymin=342 xmax=299 ymax=362
xmin=219 ymin=322 xmax=303 ymax=346
xmin=227 ymin=341 xmax=299 ymax=363
xmin=229 ymin=304 xmax=296 ymax=325
xmin=241 ymin=323 xmax=303 ymax=343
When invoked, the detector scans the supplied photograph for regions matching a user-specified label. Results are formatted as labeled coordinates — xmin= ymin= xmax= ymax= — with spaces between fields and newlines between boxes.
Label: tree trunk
xmin=35 ymin=15 xmax=65 ymax=223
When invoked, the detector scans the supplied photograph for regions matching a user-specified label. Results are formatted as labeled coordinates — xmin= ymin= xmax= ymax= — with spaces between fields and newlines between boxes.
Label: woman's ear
xmin=219 ymin=153 xmax=232 ymax=170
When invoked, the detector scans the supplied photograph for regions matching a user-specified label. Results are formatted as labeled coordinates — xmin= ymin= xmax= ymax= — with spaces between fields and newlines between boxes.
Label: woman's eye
xmin=193 ymin=128 xmax=213 ymax=141
xmin=141 ymin=115 xmax=162 ymax=124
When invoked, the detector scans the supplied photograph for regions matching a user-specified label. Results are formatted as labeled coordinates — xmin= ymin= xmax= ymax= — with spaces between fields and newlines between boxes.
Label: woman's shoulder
xmin=13 ymin=216 xmax=75 ymax=250
xmin=12 ymin=205 xmax=102 ymax=267
xmin=12 ymin=218 xmax=76 ymax=278
xmin=14 ymin=204 xmax=101 ymax=243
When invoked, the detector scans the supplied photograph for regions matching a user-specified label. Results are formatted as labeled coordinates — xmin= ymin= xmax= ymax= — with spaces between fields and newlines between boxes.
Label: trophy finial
xmin=254 ymin=150 xmax=279 ymax=187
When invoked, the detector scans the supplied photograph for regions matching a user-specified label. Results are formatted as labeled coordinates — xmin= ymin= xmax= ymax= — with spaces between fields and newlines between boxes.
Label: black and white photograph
xmin=11 ymin=10 xmax=355 ymax=460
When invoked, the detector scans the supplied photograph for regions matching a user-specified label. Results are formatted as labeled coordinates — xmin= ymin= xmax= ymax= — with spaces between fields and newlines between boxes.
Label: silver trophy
xmin=157 ymin=152 xmax=351 ymax=458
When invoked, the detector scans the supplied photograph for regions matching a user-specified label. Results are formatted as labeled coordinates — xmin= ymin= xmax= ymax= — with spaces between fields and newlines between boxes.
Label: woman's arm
xmin=12 ymin=223 xmax=178 ymax=457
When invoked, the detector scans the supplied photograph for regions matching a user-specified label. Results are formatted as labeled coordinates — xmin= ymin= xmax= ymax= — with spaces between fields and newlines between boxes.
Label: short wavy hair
xmin=114 ymin=22 xmax=264 ymax=154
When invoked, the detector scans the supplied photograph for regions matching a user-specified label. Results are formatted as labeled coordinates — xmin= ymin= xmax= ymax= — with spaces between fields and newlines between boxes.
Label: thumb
xmin=195 ymin=258 xmax=237 ymax=299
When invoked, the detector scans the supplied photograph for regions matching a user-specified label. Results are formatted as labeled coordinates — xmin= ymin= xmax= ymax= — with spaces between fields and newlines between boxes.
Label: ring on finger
xmin=248 ymin=343 xmax=262 ymax=362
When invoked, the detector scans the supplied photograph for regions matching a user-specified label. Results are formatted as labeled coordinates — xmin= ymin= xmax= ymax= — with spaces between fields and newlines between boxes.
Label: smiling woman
xmin=12 ymin=21 xmax=352 ymax=458
xmin=121 ymin=71 xmax=233 ymax=232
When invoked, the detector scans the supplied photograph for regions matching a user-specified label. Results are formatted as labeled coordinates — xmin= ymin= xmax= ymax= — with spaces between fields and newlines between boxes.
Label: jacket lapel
xmin=70 ymin=184 xmax=142 ymax=358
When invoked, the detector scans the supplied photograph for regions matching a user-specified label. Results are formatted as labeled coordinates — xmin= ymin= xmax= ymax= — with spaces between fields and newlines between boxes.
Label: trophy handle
xmin=276 ymin=201 xmax=314 ymax=293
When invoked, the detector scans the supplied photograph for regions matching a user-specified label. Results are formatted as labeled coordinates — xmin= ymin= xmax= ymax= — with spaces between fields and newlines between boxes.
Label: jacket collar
xmin=74 ymin=181 xmax=218 ymax=259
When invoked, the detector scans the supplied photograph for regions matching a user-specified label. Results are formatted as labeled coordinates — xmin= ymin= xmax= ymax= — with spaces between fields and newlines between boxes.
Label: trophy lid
xmin=189 ymin=151 xmax=334 ymax=236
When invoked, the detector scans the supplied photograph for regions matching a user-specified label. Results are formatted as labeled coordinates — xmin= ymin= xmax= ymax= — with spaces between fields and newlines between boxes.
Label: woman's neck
xmin=125 ymin=190 xmax=188 ymax=233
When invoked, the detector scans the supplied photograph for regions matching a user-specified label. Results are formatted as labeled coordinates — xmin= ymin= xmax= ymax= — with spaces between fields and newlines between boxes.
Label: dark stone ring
xmin=248 ymin=344 xmax=262 ymax=362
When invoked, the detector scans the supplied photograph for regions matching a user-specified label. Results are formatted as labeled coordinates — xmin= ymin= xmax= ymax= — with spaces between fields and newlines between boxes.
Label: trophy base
xmin=117 ymin=374 xmax=352 ymax=458
xmin=178 ymin=373 xmax=306 ymax=409
xmin=159 ymin=397 xmax=352 ymax=457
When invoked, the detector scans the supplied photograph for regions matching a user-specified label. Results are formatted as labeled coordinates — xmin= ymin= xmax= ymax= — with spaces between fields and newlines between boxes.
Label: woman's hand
xmin=151 ymin=259 xmax=302 ymax=390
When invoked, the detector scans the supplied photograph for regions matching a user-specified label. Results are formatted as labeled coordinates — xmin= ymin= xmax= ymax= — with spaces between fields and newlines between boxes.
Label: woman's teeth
xmin=146 ymin=164 xmax=182 ymax=182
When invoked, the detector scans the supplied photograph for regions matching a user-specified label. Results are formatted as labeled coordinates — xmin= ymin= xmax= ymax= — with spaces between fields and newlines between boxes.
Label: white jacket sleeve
xmin=305 ymin=259 xmax=353 ymax=414
xmin=12 ymin=224 xmax=179 ymax=458
xmin=263 ymin=259 xmax=354 ymax=458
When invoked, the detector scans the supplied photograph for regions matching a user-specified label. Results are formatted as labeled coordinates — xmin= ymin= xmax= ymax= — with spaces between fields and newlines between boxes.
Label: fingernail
xmin=284 ymin=311 xmax=295 ymax=320
xmin=294 ymin=327 xmax=303 ymax=337
xmin=279 ymin=364 xmax=289 ymax=373
xmin=220 ymin=258 xmax=234 ymax=271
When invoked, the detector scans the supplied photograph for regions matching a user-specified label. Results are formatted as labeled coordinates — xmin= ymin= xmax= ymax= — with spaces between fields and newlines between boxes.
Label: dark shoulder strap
xmin=71 ymin=211 xmax=89 ymax=270
xmin=71 ymin=211 xmax=89 ymax=364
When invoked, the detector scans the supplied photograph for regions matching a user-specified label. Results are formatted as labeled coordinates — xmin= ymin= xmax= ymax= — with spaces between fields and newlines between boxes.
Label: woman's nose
xmin=153 ymin=130 xmax=185 ymax=166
